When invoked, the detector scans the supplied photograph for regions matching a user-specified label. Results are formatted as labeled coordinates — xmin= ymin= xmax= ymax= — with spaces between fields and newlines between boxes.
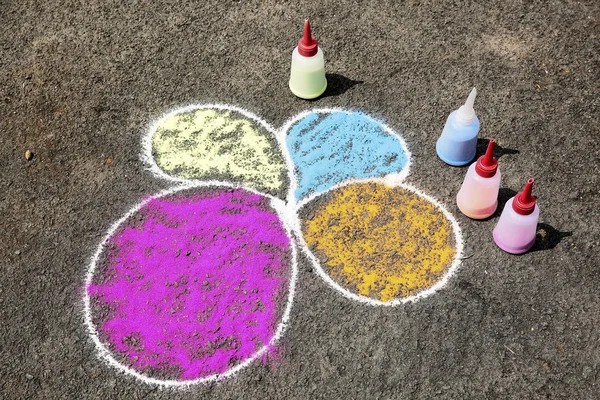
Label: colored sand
xmin=152 ymin=108 xmax=288 ymax=197
xmin=87 ymin=187 xmax=292 ymax=381
xmin=302 ymin=182 xmax=456 ymax=302
xmin=286 ymin=111 xmax=408 ymax=200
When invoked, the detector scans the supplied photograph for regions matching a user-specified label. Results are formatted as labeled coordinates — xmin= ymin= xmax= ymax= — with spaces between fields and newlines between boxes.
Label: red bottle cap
xmin=298 ymin=19 xmax=318 ymax=57
xmin=475 ymin=139 xmax=498 ymax=178
xmin=513 ymin=178 xmax=537 ymax=215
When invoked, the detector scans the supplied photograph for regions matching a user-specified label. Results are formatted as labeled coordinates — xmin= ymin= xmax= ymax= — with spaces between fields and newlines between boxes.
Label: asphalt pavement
xmin=1 ymin=0 xmax=598 ymax=398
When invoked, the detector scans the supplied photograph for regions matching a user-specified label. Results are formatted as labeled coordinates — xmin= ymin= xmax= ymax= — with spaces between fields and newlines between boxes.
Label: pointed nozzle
xmin=465 ymin=87 xmax=477 ymax=108
xmin=513 ymin=178 xmax=537 ymax=215
xmin=298 ymin=19 xmax=318 ymax=57
xmin=303 ymin=19 xmax=312 ymax=45
xmin=457 ymin=87 xmax=477 ymax=124
xmin=475 ymin=138 xmax=498 ymax=177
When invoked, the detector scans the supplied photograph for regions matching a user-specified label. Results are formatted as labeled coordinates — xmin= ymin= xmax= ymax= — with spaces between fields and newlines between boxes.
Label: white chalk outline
xmin=83 ymin=181 xmax=299 ymax=388
xmin=86 ymin=104 xmax=466 ymax=386
xmin=140 ymin=105 xmax=462 ymax=307
xmin=294 ymin=180 xmax=464 ymax=306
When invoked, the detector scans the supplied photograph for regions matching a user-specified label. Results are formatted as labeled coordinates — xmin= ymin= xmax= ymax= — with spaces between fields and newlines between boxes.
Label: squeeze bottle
xmin=436 ymin=88 xmax=480 ymax=166
xmin=493 ymin=178 xmax=540 ymax=254
xmin=456 ymin=139 xmax=501 ymax=219
xmin=289 ymin=19 xmax=327 ymax=99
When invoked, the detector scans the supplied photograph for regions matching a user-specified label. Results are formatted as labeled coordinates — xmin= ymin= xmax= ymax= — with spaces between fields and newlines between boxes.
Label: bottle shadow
xmin=530 ymin=223 xmax=573 ymax=252
xmin=476 ymin=138 xmax=520 ymax=159
xmin=316 ymin=73 xmax=364 ymax=99
xmin=496 ymin=188 xmax=517 ymax=217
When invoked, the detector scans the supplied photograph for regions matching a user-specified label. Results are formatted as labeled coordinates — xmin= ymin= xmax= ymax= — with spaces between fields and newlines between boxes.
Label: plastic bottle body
xmin=436 ymin=111 xmax=480 ymax=166
xmin=289 ymin=47 xmax=327 ymax=99
xmin=493 ymin=198 xmax=540 ymax=254
xmin=456 ymin=163 xmax=501 ymax=219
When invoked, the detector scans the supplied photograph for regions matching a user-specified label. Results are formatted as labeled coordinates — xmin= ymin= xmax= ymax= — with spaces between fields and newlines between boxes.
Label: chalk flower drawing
xmin=83 ymin=104 xmax=463 ymax=386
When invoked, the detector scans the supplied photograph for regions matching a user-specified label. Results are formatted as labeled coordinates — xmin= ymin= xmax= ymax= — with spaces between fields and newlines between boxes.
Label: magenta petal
xmin=86 ymin=186 xmax=294 ymax=382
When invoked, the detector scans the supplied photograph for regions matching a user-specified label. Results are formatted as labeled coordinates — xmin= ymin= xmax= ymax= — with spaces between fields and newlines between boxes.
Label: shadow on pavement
xmin=497 ymin=188 xmax=518 ymax=216
xmin=530 ymin=223 xmax=573 ymax=252
xmin=319 ymin=73 xmax=364 ymax=99
xmin=477 ymin=138 xmax=520 ymax=159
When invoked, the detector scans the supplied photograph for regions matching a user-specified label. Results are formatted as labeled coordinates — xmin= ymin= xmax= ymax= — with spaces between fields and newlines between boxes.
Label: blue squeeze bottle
xmin=436 ymin=88 xmax=480 ymax=166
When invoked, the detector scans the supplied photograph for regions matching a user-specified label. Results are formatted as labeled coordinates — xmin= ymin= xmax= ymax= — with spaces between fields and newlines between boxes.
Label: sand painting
xmin=83 ymin=105 xmax=462 ymax=386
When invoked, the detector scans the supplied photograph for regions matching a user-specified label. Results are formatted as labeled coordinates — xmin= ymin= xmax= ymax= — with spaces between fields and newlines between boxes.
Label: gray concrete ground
xmin=1 ymin=0 xmax=599 ymax=398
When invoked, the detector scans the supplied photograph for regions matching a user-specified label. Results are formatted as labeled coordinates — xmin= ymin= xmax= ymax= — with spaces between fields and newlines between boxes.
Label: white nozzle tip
xmin=466 ymin=87 xmax=477 ymax=107
xmin=457 ymin=87 xmax=477 ymax=123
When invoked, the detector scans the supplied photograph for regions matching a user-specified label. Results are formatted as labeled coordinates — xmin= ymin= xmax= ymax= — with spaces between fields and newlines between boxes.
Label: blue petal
xmin=286 ymin=111 xmax=409 ymax=201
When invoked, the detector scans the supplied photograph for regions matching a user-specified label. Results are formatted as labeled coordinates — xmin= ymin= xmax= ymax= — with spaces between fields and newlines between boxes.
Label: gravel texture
xmin=1 ymin=0 xmax=598 ymax=398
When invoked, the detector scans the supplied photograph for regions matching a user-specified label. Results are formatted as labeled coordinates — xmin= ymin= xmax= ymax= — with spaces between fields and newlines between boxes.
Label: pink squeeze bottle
xmin=493 ymin=178 xmax=540 ymax=254
xmin=456 ymin=139 xmax=501 ymax=219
